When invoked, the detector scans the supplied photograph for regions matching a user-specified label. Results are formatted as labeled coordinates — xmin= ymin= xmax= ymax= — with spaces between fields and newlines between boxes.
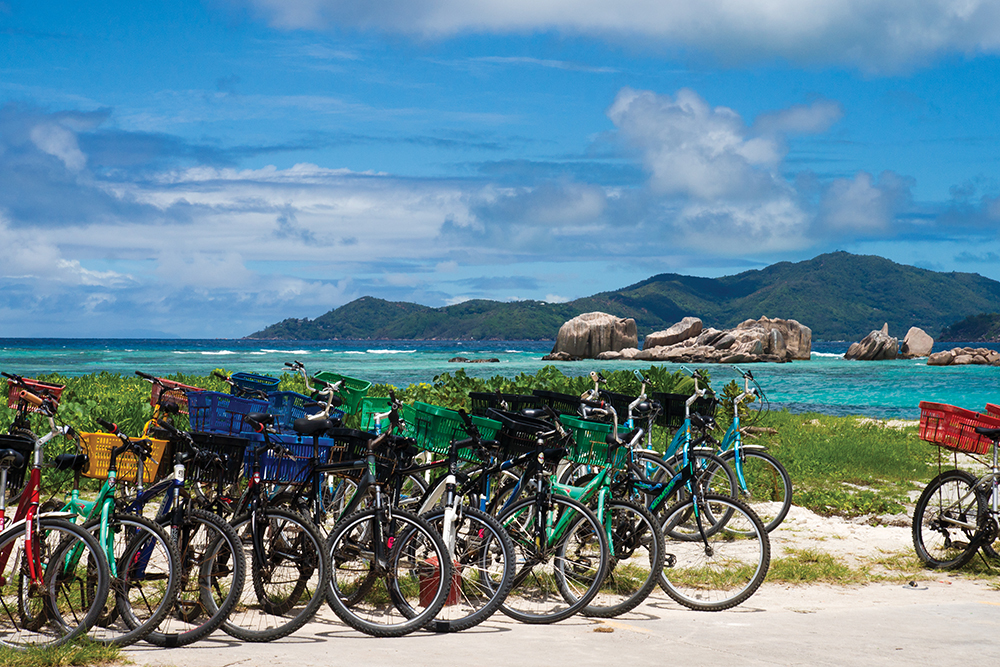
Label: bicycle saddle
xmin=52 ymin=453 xmax=88 ymax=472
xmin=0 ymin=449 xmax=25 ymax=471
xmin=293 ymin=417 xmax=335 ymax=437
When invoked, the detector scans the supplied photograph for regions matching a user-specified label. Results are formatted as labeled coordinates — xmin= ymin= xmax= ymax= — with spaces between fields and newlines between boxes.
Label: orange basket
xmin=918 ymin=401 xmax=1000 ymax=456
xmin=6 ymin=378 xmax=65 ymax=413
xmin=79 ymin=432 xmax=169 ymax=484
xmin=149 ymin=378 xmax=204 ymax=415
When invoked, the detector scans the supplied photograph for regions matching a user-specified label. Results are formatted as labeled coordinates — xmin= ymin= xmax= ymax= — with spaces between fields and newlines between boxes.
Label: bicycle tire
xmin=1 ymin=518 xmax=110 ymax=649
xmin=81 ymin=514 xmax=182 ymax=647
xmin=222 ymin=508 xmax=328 ymax=642
xmin=497 ymin=494 xmax=609 ymax=624
xmin=658 ymin=494 xmax=770 ymax=611
xmin=718 ymin=449 xmax=792 ymax=533
xmin=578 ymin=499 xmax=664 ymax=618
xmin=147 ymin=507 xmax=246 ymax=647
xmin=325 ymin=507 xmax=452 ymax=637
xmin=420 ymin=505 xmax=516 ymax=632
xmin=912 ymin=469 xmax=984 ymax=569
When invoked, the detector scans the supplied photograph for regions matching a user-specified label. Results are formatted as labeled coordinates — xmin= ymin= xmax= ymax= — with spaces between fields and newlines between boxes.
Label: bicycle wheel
xmin=658 ymin=494 xmax=770 ymax=611
xmin=147 ymin=507 xmax=246 ymax=647
xmin=578 ymin=499 xmax=664 ymax=618
xmin=1 ymin=518 xmax=110 ymax=649
xmin=718 ymin=448 xmax=792 ymax=533
xmin=223 ymin=508 xmax=328 ymax=642
xmin=497 ymin=494 xmax=609 ymax=624
xmin=912 ymin=469 xmax=984 ymax=569
xmin=81 ymin=514 xmax=181 ymax=647
xmin=326 ymin=507 xmax=451 ymax=637
xmin=420 ymin=505 xmax=515 ymax=632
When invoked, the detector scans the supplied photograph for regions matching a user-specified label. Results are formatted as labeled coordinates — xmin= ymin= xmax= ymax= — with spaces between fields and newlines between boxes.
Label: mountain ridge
xmin=247 ymin=252 xmax=1000 ymax=341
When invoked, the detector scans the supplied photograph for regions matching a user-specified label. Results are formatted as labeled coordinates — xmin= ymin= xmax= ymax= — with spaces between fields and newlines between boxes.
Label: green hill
xmin=247 ymin=252 xmax=1000 ymax=341
xmin=939 ymin=313 xmax=1000 ymax=342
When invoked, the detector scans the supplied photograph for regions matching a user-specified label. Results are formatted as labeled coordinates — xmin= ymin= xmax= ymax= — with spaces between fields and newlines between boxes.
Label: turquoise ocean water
xmin=2 ymin=339 xmax=999 ymax=419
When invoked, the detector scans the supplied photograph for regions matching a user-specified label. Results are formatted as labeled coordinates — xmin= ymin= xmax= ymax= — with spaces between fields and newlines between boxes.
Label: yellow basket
xmin=79 ymin=432 xmax=169 ymax=484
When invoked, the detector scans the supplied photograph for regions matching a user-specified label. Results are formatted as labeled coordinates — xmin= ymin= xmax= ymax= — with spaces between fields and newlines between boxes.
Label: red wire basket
xmin=6 ymin=377 xmax=65 ymax=413
xmin=149 ymin=378 xmax=204 ymax=415
xmin=918 ymin=401 xmax=1000 ymax=456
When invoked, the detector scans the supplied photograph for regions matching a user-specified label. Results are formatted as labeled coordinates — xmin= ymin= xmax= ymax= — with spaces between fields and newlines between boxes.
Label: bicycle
xmin=913 ymin=402 xmax=1000 ymax=568
xmin=473 ymin=408 xmax=610 ymax=624
xmin=290 ymin=401 xmax=455 ymax=637
xmin=96 ymin=404 xmax=247 ymax=647
xmin=219 ymin=413 xmax=330 ymax=642
xmin=55 ymin=418 xmax=181 ymax=647
xmin=0 ymin=379 xmax=110 ymax=649
xmin=415 ymin=409 xmax=515 ymax=632
xmin=691 ymin=367 xmax=792 ymax=532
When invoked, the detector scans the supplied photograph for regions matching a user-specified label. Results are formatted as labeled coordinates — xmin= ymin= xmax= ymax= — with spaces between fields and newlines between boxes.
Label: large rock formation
xmin=845 ymin=323 xmax=899 ymax=361
xmin=927 ymin=347 xmax=1000 ymax=366
xmin=545 ymin=312 xmax=638 ymax=360
xmin=594 ymin=316 xmax=812 ymax=364
xmin=900 ymin=327 xmax=934 ymax=358
xmin=643 ymin=317 xmax=703 ymax=348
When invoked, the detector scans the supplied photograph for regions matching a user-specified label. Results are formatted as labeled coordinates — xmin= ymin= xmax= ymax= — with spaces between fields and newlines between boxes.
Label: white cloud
xmin=232 ymin=0 xmax=1000 ymax=71
xmin=819 ymin=171 xmax=913 ymax=234
xmin=607 ymin=87 xmax=786 ymax=200
xmin=753 ymin=100 xmax=843 ymax=136
xmin=29 ymin=123 xmax=87 ymax=171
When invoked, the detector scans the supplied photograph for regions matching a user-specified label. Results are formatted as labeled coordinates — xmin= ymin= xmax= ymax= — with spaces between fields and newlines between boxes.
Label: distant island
xmin=246 ymin=252 xmax=1000 ymax=342
xmin=939 ymin=313 xmax=1000 ymax=342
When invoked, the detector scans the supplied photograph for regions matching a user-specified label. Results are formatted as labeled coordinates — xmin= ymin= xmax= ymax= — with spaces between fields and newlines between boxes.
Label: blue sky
xmin=3 ymin=0 xmax=1000 ymax=337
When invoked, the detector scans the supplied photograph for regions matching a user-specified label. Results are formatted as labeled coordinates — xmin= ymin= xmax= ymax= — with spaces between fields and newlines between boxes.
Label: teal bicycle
xmin=695 ymin=368 xmax=792 ymax=532
xmin=56 ymin=419 xmax=181 ymax=647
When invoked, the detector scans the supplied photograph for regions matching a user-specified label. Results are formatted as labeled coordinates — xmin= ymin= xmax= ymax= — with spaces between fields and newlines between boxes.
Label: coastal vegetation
xmin=248 ymin=252 xmax=1000 ymax=342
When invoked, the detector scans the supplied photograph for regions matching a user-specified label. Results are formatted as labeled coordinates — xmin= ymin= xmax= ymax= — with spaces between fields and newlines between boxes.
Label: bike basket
xmin=360 ymin=397 xmax=415 ymax=438
xmin=557 ymin=414 xmax=624 ymax=468
xmin=650 ymin=391 xmax=717 ymax=428
xmin=485 ymin=408 xmax=553 ymax=460
xmin=6 ymin=377 xmax=64 ymax=413
xmin=230 ymin=372 xmax=280 ymax=395
xmin=918 ymin=402 xmax=1000 ymax=456
xmin=266 ymin=391 xmax=328 ymax=433
xmin=326 ymin=428 xmax=399 ymax=481
xmin=185 ymin=431 xmax=249 ymax=485
xmin=986 ymin=404 xmax=1000 ymax=418
xmin=186 ymin=390 xmax=268 ymax=436
xmin=0 ymin=434 xmax=33 ymax=492
xmin=410 ymin=402 xmax=499 ymax=462
xmin=532 ymin=390 xmax=584 ymax=415
xmin=244 ymin=431 xmax=343 ymax=483
xmin=79 ymin=432 xmax=169 ymax=484
xmin=312 ymin=372 xmax=371 ymax=415
xmin=468 ymin=392 xmax=540 ymax=417
xmin=149 ymin=378 xmax=204 ymax=415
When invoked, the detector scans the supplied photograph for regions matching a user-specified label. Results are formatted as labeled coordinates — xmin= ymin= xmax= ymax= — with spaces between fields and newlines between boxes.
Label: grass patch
xmin=746 ymin=411 xmax=934 ymax=518
xmin=0 ymin=640 xmax=124 ymax=667
xmin=768 ymin=549 xmax=860 ymax=584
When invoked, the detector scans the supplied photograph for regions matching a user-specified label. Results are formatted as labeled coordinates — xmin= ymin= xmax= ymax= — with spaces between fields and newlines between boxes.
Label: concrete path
xmin=124 ymin=578 xmax=1000 ymax=667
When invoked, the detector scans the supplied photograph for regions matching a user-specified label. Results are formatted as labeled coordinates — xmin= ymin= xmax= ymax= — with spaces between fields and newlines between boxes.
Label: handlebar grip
xmin=579 ymin=397 xmax=604 ymax=408
xmin=212 ymin=371 xmax=229 ymax=381
xmin=17 ymin=390 xmax=43 ymax=406
xmin=134 ymin=370 xmax=156 ymax=380
xmin=95 ymin=418 xmax=118 ymax=434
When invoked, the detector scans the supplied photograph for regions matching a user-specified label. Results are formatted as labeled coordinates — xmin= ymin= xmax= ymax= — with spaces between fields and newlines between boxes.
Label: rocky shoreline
xmin=543 ymin=313 xmax=812 ymax=364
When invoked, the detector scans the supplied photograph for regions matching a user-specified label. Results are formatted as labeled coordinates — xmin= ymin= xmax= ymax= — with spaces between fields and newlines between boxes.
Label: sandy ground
xmin=121 ymin=503 xmax=1000 ymax=667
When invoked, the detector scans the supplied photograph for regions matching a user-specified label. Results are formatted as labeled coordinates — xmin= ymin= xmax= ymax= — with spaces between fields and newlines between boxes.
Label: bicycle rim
xmin=0 ymin=518 xmax=110 ymax=649
xmin=658 ymin=494 xmax=770 ymax=611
